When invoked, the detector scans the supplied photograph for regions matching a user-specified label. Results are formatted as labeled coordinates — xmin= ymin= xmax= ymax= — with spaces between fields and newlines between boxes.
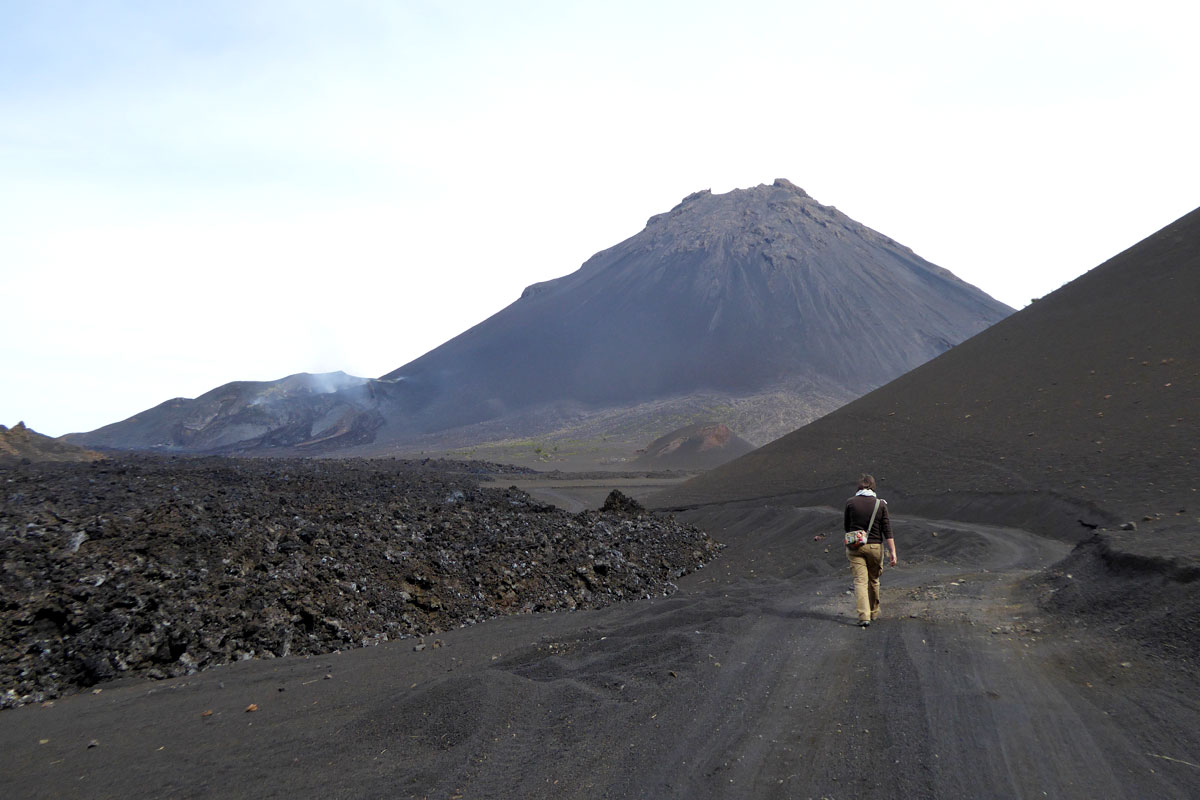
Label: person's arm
xmin=844 ymin=503 xmax=852 ymax=533
xmin=879 ymin=504 xmax=897 ymax=565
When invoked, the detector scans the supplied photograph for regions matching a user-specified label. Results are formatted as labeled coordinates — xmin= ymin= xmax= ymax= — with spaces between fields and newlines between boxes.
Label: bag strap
xmin=866 ymin=498 xmax=881 ymax=536
xmin=867 ymin=499 xmax=883 ymax=567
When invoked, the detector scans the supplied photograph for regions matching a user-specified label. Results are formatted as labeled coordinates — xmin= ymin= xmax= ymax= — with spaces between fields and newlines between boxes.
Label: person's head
xmin=857 ymin=473 xmax=876 ymax=491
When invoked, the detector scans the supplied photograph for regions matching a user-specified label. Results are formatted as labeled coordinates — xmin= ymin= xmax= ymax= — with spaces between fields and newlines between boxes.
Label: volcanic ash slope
xmin=652 ymin=204 xmax=1200 ymax=530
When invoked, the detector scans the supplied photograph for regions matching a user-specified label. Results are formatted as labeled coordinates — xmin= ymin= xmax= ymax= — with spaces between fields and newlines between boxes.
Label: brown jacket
xmin=844 ymin=494 xmax=893 ymax=544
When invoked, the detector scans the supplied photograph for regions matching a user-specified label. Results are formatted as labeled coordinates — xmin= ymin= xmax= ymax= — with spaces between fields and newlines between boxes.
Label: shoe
xmin=858 ymin=620 xmax=871 ymax=628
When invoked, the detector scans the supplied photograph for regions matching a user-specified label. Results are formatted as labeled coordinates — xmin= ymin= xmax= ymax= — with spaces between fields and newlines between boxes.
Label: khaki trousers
xmin=846 ymin=543 xmax=883 ymax=621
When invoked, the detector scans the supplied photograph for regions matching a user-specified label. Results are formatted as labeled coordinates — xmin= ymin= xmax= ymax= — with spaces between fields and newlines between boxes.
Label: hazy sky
xmin=3 ymin=1 xmax=1198 ymax=436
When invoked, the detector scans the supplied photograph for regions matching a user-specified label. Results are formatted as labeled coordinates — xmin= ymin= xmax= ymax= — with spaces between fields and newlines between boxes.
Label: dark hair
xmin=857 ymin=473 xmax=876 ymax=491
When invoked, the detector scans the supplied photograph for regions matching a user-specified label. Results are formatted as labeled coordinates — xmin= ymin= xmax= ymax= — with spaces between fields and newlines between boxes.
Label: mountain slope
xmin=67 ymin=180 xmax=1012 ymax=457
xmin=369 ymin=179 xmax=1011 ymax=447
xmin=650 ymin=204 xmax=1200 ymax=524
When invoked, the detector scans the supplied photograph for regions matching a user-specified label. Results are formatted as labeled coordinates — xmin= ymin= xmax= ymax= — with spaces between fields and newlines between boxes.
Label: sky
xmin=2 ymin=1 xmax=1199 ymax=437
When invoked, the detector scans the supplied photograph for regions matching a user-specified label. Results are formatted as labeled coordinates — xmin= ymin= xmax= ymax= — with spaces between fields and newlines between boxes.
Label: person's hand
xmin=889 ymin=553 xmax=898 ymax=567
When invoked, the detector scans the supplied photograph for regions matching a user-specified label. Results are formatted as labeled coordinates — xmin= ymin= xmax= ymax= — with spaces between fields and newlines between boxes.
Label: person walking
xmin=844 ymin=474 xmax=897 ymax=627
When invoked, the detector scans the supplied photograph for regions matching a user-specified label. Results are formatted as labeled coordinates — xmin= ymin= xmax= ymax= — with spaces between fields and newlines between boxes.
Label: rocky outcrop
xmin=0 ymin=422 xmax=103 ymax=464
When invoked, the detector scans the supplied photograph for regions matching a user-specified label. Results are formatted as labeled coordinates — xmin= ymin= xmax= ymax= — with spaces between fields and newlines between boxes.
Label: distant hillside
xmin=67 ymin=180 xmax=1012 ymax=459
xmin=63 ymin=372 xmax=378 ymax=453
xmin=650 ymin=204 xmax=1200 ymax=528
xmin=1 ymin=423 xmax=103 ymax=464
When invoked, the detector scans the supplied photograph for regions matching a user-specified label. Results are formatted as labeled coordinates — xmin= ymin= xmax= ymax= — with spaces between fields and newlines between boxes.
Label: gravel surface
xmin=5 ymin=502 xmax=1198 ymax=800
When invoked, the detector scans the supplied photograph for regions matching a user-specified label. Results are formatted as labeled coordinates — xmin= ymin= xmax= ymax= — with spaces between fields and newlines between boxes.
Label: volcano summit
xmin=69 ymin=180 xmax=1011 ymax=459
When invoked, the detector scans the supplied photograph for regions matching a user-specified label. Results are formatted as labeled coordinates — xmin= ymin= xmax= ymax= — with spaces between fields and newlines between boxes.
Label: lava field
xmin=0 ymin=456 xmax=721 ymax=707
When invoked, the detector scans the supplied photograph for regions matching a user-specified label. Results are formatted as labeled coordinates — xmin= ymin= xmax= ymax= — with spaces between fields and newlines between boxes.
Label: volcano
xmin=67 ymin=180 xmax=1011 ymax=458
xmin=368 ymin=179 xmax=1011 ymax=448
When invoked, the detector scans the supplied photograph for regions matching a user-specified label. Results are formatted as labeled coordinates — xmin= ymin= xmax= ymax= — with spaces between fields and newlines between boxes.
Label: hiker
xmin=844 ymin=473 xmax=897 ymax=628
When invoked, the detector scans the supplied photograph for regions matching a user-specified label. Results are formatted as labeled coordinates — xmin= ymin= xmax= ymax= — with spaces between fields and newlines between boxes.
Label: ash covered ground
xmin=0 ymin=457 xmax=720 ymax=707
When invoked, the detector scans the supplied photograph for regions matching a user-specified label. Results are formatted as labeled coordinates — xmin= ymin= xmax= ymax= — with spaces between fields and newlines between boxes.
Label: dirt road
xmin=3 ymin=502 xmax=1198 ymax=799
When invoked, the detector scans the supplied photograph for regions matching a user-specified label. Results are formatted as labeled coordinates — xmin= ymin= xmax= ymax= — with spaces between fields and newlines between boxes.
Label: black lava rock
xmin=0 ymin=456 xmax=721 ymax=707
